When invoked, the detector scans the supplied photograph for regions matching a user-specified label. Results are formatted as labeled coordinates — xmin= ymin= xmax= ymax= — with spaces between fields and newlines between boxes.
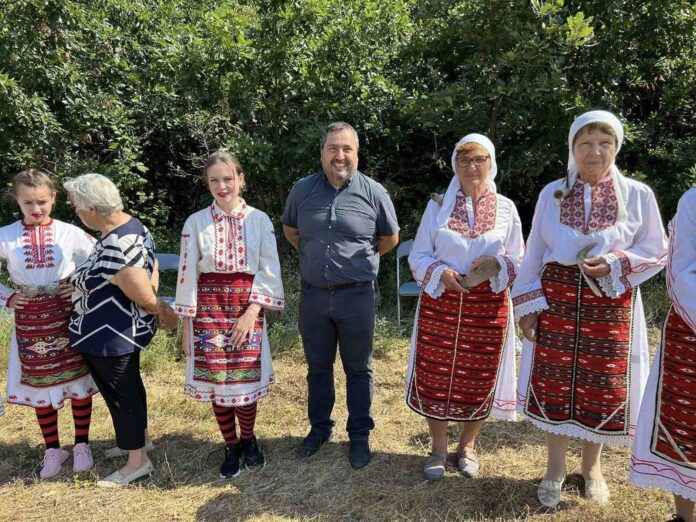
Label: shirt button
xmin=328 ymin=226 xmax=332 ymax=229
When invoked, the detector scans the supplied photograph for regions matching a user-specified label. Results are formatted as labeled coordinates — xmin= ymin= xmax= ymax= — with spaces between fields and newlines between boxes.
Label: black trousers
xmin=82 ymin=350 xmax=147 ymax=450
xmin=298 ymin=282 xmax=376 ymax=440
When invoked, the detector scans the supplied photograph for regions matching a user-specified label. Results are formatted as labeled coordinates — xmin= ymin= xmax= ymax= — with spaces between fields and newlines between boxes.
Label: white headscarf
xmin=435 ymin=133 xmax=497 ymax=229
xmin=566 ymin=110 xmax=629 ymax=221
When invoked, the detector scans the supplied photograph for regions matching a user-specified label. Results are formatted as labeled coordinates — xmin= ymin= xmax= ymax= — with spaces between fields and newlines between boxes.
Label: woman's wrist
xmin=144 ymin=297 xmax=163 ymax=315
xmin=247 ymin=303 xmax=262 ymax=315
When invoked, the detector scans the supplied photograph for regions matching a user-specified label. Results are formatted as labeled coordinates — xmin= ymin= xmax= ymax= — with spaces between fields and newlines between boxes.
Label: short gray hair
xmin=64 ymin=173 xmax=124 ymax=215
xmin=320 ymin=122 xmax=359 ymax=151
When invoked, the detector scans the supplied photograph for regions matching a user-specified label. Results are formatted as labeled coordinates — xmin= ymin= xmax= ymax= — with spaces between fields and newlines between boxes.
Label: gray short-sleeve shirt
xmin=282 ymin=171 xmax=399 ymax=287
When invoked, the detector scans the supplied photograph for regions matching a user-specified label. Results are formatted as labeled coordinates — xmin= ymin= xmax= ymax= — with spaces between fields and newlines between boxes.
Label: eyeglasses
xmin=455 ymin=156 xmax=489 ymax=168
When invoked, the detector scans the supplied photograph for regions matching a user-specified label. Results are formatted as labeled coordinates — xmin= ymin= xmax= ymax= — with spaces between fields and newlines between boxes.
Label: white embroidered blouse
xmin=510 ymin=176 xmax=668 ymax=318
xmin=0 ymin=219 xmax=95 ymax=306
xmin=667 ymin=187 xmax=696 ymax=332
xmin=174 ymin=200 xmax=284 ymax=317
xmin=409 ymin=189 xmax=525 ymax=298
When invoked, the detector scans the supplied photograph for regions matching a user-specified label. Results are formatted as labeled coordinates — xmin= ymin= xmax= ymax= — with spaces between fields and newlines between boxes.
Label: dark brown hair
xmin=12 ymin=168 xmax=56 ymax=194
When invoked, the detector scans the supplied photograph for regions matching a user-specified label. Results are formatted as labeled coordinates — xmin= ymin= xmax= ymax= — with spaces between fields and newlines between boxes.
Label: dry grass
xmin=0 ymin=322 xmax=672 ymax=521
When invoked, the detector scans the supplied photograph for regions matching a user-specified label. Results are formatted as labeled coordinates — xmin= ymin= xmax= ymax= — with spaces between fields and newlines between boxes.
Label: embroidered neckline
xmin=21 ymin=218 xmax=54 ymax=228
xmin=211 ymin=200 xmax=249 ymax=222
xmin=21 ymin=219 xmax=56 ymax=269
xmin=560 ymin=178 xmax=618 ymax=234
xmin=447 ymin=189 xmax=497 ymax=238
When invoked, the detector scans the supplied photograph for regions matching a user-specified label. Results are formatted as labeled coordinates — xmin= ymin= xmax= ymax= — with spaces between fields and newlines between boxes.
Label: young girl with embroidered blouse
xmin=174 ymin=151 xmax=284 ymax=479
xmin=0 ymin=169 xmax=97 ymax=479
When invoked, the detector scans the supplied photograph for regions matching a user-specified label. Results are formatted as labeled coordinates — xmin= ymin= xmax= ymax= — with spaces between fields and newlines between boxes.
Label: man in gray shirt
xmin=282 ymin=122 xmax=399 ymax=468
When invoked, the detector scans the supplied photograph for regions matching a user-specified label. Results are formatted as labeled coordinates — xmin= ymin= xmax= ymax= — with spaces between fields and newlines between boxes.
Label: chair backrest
xmin=156 ymin=253 xmax=180 ymax=271
xmin=396 ymin=239 xmax=413 ymax=260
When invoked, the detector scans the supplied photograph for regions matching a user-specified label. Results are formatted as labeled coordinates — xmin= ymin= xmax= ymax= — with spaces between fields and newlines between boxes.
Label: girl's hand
xmin=182 ymin=318 xmax=191 ymax=356
xmin=59 ymin=281 xmax=73 ymax=300
xmin=231 ymin=304 xmax=261 ymax=348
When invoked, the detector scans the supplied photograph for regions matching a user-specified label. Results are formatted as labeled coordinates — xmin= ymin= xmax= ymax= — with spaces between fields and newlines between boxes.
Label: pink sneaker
xmin=40 ymin=448 xmax=69 ymax=479
xmin=72 ymin=443 xmax=94 ymax=472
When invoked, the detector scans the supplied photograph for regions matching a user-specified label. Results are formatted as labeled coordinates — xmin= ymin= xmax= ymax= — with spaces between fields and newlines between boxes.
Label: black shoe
xmin=667 ymin=516 xmax=686 ymax=522
xmin=240 ymin=436 xmax=265 ymax=470
xmin=296 ymin=431 xmax=331 ymax=458
xmin=349 ymin=439 xmax=371 ymax=469
xmin=219 ymin=443 xmax=241 ymax=479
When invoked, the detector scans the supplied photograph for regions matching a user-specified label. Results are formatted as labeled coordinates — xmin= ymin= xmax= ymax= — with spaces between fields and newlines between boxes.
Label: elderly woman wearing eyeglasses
xmin=405 ymin=134 xmax=524 ymax=481
xmin=511 ymin=110 xmax=667 ymax=508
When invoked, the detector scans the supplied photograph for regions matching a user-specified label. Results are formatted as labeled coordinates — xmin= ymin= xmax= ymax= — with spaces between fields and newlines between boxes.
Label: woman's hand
xmin=59 ymin=281 xmax=73 ymax=300
xmin=469 ymin=256 xmax=496 ymax=272
xmin=182 ymin=318 xmax=191 ymax=356
xmin=581 ymin=256 xmax=610 ymax=278
xmin=6 ymin=293 xmax=28 ymax=310
xmin=441 ymin=268 xmax=469 ymax=293
xmin=155 ymin=302 xmax=178 ymax=331
xmin=231 ymin=304 xmax=261 ymax=348
xmin=519 ymin=313 xmax=539 ymax=342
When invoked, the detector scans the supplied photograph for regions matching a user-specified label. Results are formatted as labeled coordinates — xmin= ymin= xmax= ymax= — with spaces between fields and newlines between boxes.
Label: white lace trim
xmin=523 ymin=415 xmax=634 ymax=447
xmin=184 ymin=376 xmax=274 ymax=407
xmin=513 ymin=297 xmax=548 ymax=320
xmin=489 ymin=255 xmax=508 ymax=294
xmin=424 ymin=263 xmax=448 ymax=299
xmin=597 ymin=253 xmax=625 ymax=298
xmin=491 ymin=406 xmax=517 ymax=422
xmin=629 ymin=470 xmax=696 ymax=502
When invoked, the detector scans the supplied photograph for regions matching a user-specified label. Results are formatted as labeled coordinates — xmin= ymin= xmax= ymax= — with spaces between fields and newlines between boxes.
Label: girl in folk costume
xmin=0 ymin=169 xmax=97 ymax=478
xmin=511 ymin=111 xmax=668 ymax=507
xmin=405 ymin=134 xmax=524 ymax=481
xmin=174 ymin=151 xmax=284 ymax=479
xmin=630 ymin=188 xmax=696 ymax=522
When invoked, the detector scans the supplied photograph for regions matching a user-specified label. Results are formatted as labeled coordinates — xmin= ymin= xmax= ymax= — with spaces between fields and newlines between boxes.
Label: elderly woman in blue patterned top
xmin=64 ymin=173 xmax=177 ymax=487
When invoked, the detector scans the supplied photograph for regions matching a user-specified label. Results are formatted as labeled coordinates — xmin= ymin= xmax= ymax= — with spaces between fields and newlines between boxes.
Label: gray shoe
xmin=457 ymin=448 xmax=480 ymax=478
xmin=423 ymin=453 xmax=447 ymax=481
xmin=104 ymin=440 xmax=155 ymax=459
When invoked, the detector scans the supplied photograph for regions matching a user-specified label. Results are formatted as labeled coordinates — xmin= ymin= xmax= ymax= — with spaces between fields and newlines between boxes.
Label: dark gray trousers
xmin=299 ymin=282 xmax=376 ymax=440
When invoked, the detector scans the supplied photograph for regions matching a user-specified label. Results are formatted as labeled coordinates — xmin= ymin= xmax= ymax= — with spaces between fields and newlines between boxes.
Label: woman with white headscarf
xmin=405 ymin=133 xmax=524 ymax=481
xmin=630 ymin=187 xmax=696 ymax=522
xmin=511 ymin=110 xmax=668 ymax=508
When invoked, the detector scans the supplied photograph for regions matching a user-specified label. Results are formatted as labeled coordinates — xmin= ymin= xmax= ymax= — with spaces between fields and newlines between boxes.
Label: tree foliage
xmin=0 ymin=0 xmax=693 ymax=246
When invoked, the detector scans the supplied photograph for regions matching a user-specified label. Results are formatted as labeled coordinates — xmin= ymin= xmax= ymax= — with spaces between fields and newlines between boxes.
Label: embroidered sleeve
xmin=490 ymin=202 xmax=525 ymax=293
xmin=174 ymin=217 xmax=200 ymax=317
xmin=597 ymin=251 xmax=632 ymax=298
xmin=408 ymin=201 xmax=449 ymax=299
xmin=512 ymin=289 xmax=548 ymax=319
xmin=511 ymin=188 xmax=552 ymax=318
xmin=250 ymin=214 xmax=285 ymax=311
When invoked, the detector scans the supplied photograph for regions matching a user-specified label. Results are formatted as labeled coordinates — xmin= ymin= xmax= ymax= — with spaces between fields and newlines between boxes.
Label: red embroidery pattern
xmin=447 ymin=190 xmax=497 ymax=238
xmin=420 ymin=260 xmax=445 ymax=290
xmin=179 ymin=233 xmax=191 ymax=285
xmin=22 ymin=221 xmax=56 ymax=270
xmin=615 ymin=250 xmax=633 ymax=293
xmin=501 ymin=255 xmax=516 ymax=288
xmin=512 ymin=288 xmax=545 ymax=308
xmin=560 ymin=178 xmax=618 ymax=234
xmin=250 ymin=291 xmax=285 ymax=311
xmin=211 ymin=204 xmax=249 ymax=272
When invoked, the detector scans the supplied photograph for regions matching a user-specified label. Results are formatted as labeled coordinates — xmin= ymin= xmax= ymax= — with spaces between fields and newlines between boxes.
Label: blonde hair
xmin=455 ymin=142 xmax=488 ymax=156
xmin=12 ymin=169 xmax=55 ymax=194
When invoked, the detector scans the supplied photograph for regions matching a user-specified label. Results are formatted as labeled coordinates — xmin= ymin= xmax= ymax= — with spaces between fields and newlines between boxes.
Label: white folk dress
xmin=0 ymin=219 xmax=97 ymax=414
xmin=405 ymin=187 xmax=524 ymax=421
xmin=630 ymin=187 xmax=696 ymax=500
xmin=511 ymin=176 xmax=667 ymax=446
xmin=174 ymin=200 xmax=284 ymax=407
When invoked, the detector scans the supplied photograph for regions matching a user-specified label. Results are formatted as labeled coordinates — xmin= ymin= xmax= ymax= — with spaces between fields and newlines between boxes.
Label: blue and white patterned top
xmin=69 ymin=217 xmax=157 ymax=356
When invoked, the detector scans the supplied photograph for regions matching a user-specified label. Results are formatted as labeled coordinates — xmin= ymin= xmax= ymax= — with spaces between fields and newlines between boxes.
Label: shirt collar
xmin=322 ymin=170 xmax=359 ymax=189
xmin=211 ymin=199 xmax=249 ymax=222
